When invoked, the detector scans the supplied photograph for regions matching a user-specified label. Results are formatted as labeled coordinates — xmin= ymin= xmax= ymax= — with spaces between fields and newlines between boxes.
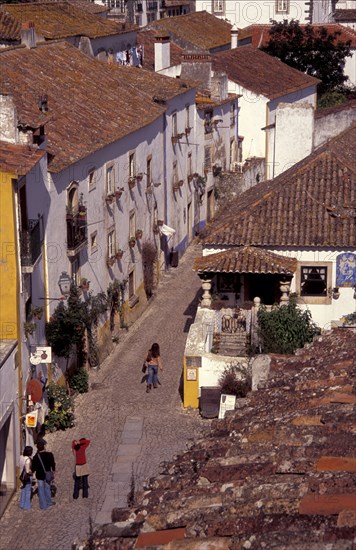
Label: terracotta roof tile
xmin=334 ymin=9 xmax=356 ymax=23
xmin=149 ymin=10 xmax=232 ymax=52
xmin=193 ymin=246 xmax=298 ymax=274
xmin=239 ymin=23 xmax=356 ymax=49
xmin=203 ymin=125 xmax=356 ymax=248
xmin=86 ymin=328 xmax=356 ymax=547
xmin=0 ymin=141 xmax=45 ymax=175
xmin=2 ymin=2 xmax=124 ymax=40
xmin=0 ymin=11 xmax=21 ymax=41
xmin=0 ymin=41 xmax=195 ymax=172
xmin=213 ymin=45 xmax=320 ymax=99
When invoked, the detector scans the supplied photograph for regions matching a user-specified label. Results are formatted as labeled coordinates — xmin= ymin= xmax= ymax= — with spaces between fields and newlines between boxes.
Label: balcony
xmin=66 ymin=208 xmax=87 ymax=257
xmin=20 ymin=219 xmax=42 ymax=273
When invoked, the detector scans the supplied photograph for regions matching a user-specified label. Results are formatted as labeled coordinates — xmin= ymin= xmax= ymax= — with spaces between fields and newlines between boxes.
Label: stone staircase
xmin=218 ymin=331 xmax=250 ymax=357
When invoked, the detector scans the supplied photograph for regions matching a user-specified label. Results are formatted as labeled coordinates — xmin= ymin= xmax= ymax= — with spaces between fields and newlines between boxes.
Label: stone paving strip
xmin=0 ymin=243 xmax=207 ymax=550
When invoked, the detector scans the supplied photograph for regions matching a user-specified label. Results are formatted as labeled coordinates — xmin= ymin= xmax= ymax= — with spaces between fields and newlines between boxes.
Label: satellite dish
xmin=30 ymin=354 xmax=41 ymax=366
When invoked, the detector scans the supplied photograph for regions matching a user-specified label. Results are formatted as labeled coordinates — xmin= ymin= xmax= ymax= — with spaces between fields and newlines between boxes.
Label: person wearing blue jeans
xmin=31 ymin=440 xmax=56 ymax=510
xmin=19 ymin=446 xmax=33 ymax=510
xmin=145 ymin=343 xmax=163 ymax=393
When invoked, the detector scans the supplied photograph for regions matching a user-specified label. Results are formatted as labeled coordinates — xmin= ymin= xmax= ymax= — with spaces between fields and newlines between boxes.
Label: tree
xmin=261 ymin=20 xmax=352 ymax=95
xmin=257 ymin=297 xmax=320 ymax=354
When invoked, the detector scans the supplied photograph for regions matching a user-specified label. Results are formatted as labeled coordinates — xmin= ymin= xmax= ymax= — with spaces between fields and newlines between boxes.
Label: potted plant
xmin=128 ymin=237 xmax=136 ymax=248
xmin=31 ymin=306 xmax=43 ymax=320
xmin=115 ymin=249 xmax=124 ymax=260
xmin=105 ymin=193 xmax=115 ymax=204
xmin=128 ymin=177 xmax=136 ymax=190
xmin=136 ymin=173 xmax=143 ymax=182
xmin=171 ymin=135 xmax=178 ymax=144
xmin=24 ymin=321 xmax=36 ymax=337
xmin=106 ymin=255 xmax=116 ymax=267
xmin=135 ymin=229 xmax=143 ymax=240
xmin=115 ymin=187 xmax=124 ymax=199
xmin=187 ymin=174 xmax=193 ymax=183
xmin=178 ymin=179 xmax=184 ymax=187
xmin=157 ymin=219 xmax=164 ymax=226
xmin=185 ymin=126 xmax=191 ymax=135
xmin=79 ymin=278 xmax=90 ymax=291
xmin=78 ymin=204 xmax=87 ymax=217
xmin=173 ymin=181 xmax=180 ymax=191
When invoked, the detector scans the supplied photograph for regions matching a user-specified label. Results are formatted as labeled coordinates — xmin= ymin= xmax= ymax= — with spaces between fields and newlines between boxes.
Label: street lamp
xmin=58 ymin=271 xmax=72 ymax=298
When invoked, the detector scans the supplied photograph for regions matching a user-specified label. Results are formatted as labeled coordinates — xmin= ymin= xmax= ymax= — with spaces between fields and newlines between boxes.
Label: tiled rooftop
xmin=0 ymin=142 xmax=46 ymax=176
xmin=334 ymin=9 xmax=356 ymax=22
xmin=202 ymin=125 xmax=356 ymax=248
xmin=1 ymin=2 xmax=125 ymax=40
xmin=213 ymin=45 xmax=320 ymax=99
xmin=239 ymin=23 xmax=356 ymax=49
xmin=0 ymin=41 xmax=195 ymax=172
xmin=149 ymin=10 xmax=232 ymax=52
xmin=136 ymin=28 xmax=183 ymax=71
xmin=86 ymin=328 xmax=356 ymax=548
xmin=194 ymin=246 xmax=298 ymax=275
xmin=0 ymin=11 xmax=21 ymax=41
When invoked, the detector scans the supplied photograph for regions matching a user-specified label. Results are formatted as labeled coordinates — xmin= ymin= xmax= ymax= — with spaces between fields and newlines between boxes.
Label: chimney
xmin=231 ymin=23 xmax=238 ymax=49
xmin=180 ymin=52 xmax=212 ymax=93
xmin=154 ymin=32 xmax=170 ymax=72
xmin=21 ymin=21 xmax=36 ymax=49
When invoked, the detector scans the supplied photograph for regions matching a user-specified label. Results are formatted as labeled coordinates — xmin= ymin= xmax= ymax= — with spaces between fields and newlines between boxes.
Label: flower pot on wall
xmin=129 ymin=238 xmax=136 ymax=248
xmin=115 ymin=249 xmax=124 ymax=260
xmin=135 ymin=229 xmax=143 ymax=240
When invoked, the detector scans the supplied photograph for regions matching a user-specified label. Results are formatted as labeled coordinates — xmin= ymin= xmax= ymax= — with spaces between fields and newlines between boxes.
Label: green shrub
xmin=218 ymin=365 xmax=251 ymax=398
xmin=69 ymin=368 xmax=89 ymax=393
xmin=44 ymin=382 xmax=74 ymax=432
xmin=257 ymin=298 xmax=320 ymax=354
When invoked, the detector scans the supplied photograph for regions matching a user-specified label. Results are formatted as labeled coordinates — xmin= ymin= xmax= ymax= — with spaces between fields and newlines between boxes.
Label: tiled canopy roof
xmin=88 ymin=328 xmax=356 ymax=547
xmin=150 ymin=10 xmax=232 ymax=51
xmin=0 ymin=142 xmax=46 ymax=176
xmin=0 ymin=41 xmax=195 ymax=172
xmin=213 ymin=46 xmax=319 ymax=99
xmin=2 ymin=2 xmax=125 ymax=40
xmin=194 ymin=246 xmax=298 ymax=275
xmin=203 ymin=125 xmax=356 ymax=248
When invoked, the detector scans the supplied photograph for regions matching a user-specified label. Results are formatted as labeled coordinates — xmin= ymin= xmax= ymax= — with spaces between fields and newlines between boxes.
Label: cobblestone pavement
xmin=0 ymin=243 xmax=209 ymax=550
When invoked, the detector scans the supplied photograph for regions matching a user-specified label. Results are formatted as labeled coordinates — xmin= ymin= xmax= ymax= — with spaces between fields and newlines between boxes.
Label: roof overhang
xmin=194 ymin=246 xmax=297 ymax=275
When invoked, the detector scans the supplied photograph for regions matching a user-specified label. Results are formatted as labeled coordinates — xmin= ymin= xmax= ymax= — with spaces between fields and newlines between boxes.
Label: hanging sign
xmin=25 ymin=409 xmax=38 ymax=428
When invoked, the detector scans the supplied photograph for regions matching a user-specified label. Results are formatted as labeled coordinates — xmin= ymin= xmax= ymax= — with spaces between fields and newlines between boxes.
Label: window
xmin=88 ymin=169 xmax=96 ymax=190
xmin=146 ymin=156 xmax=152 ymax=188
xmin=106 ymin=165 xmax=115 ymax=195
xmin=230 ymin=102 xmax=236 ymax=127
xmin=187 ymin=152 xmax=192 ymax=177
xmin=276 ymin=0 xmax=289 ymax=13
xmin=172 ymin=112 xmax=177 ymax=137
xmin=213 ymin=0 xmax=224 ymax=14
xmin=129 ymin=270 xmax=135 ymax=298
xmin=237 ymin=137 xmax=244 ymax=163
xmin=90 ymin=231 xmax=97 ymax=252
xmin=129 ymin=152 xmax=136 ymax=178
xmin=296 ymin=261 xmax=332 ymax=305
xmin=129 ymin=210 xmax=136 ymax=238
xmin=204 ymin=110 xmax=213 ymax=134
xmin=107 ymin=229 xmax=115 ymax=257
xmin=204 ymin=145 xmax=212 ymax=173
xmin=301 ymin=266 xmax=327 ymax=296
xmin=185 ymin=105 xmax=190 ymax=131
xmin=173 ymin=161 xmax=178 ymax=186
xmin=71 ymin=257 xmax=80 ymax=286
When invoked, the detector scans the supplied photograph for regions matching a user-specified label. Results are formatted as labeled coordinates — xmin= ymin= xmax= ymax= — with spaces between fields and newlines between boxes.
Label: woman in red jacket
xmin=72 ymin=437 xmax=90 ymax=499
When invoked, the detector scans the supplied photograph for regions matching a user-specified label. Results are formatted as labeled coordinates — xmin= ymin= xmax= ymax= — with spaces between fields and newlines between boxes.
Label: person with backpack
xmin=31 ymin=440 xmax=56 ymax=510
xmin=19 ymin=445 xmax=33 ymax=510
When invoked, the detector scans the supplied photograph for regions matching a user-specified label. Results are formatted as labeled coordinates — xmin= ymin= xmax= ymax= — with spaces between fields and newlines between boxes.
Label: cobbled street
xmin=0 ymin=243 xmax=208 ymax=550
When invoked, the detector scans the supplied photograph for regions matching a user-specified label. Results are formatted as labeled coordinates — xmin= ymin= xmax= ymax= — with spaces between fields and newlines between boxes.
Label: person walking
xmin=72 ymin=438 xmax=90 ymax=499
xmin=19 ymin=445 xmax=33 ymax=510
xmin=31 ymin=440 xmax=56 ymax=510
xmin=146 ymin=343 xmax=163 ymax=393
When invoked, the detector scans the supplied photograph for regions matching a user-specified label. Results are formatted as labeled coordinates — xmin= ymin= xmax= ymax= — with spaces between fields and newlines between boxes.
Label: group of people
xmin=19 ymin=437 xmax=90 ymax=510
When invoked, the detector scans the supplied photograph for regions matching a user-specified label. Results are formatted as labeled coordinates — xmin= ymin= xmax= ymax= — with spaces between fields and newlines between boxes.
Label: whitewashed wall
xmin=195 ymin=1 xmax=311 ymax=27
xmin=0 ymin=344 xmax=18 ymax=496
